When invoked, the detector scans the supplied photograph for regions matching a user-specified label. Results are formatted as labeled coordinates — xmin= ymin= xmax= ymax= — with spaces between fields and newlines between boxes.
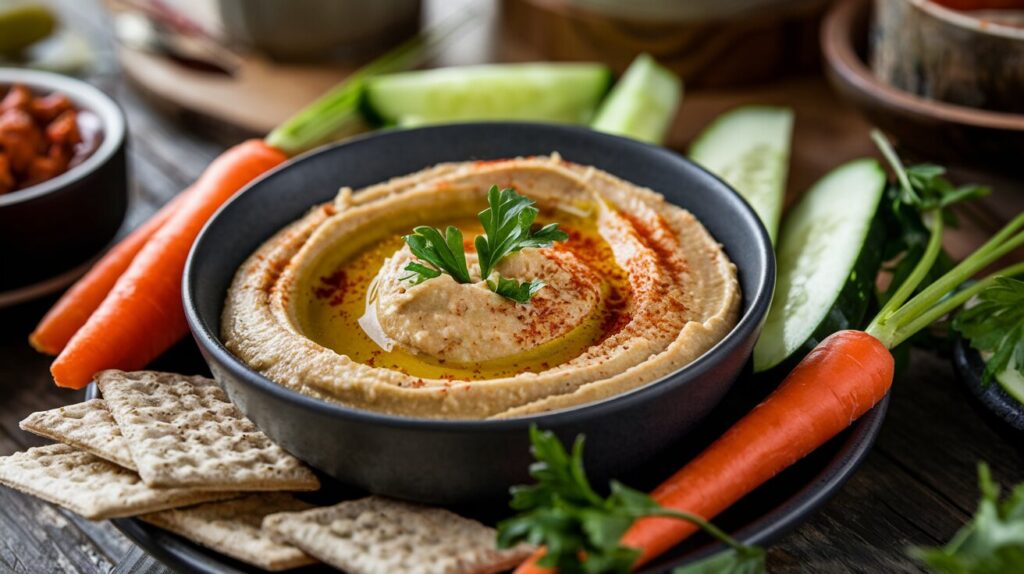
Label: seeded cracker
xmin=96 ymin=370 xmax=319 ymax=491
xmin=0 ymin=444 xmax=236 ymax=520
xmin=142 ymin=493 xmax=317 ymax=571
xmin=263 ymin=496 xmax=534 ymax=574
xmin=19 ymin=399 xmax=137 ymax=470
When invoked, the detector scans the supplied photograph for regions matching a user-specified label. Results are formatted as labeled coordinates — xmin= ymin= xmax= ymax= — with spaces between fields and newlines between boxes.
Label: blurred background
xmin=2 ymin=0 xmax=1021 ymax=299
xmin=1 ymin=2 xmax=1023 ymax=572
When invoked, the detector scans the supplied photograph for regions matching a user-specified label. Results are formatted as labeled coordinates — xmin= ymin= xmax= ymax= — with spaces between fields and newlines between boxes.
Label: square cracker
xmin=263 ymin=496 xmax=534 ymax=574
xmin=0 ymin=444 xmax=237 ymax=520
xmin=141 ymin=493 xmax=317 ymax=571
xmin=19 ymin=399 xmax=137 ymax=471
xmin=96 ymin=370 xmax=319 ymax=492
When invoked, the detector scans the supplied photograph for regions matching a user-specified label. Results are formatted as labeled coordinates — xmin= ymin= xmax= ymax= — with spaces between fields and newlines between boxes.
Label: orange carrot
xmin=50 ymin=140 xmax=287 ymax=389
xmin=514 ymin=330 xmax=894 ymax=574
xmin=29 ymin=188 xmax=192 ymax=355
xmin=626 ymin=330 xmax=893 ymax=566
xmin=515 ymin=550 xmax=554 ymax=574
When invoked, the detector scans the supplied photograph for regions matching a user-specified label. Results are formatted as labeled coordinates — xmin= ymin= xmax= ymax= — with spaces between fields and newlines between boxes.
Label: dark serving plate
xmin=88 ymin=377 xmax=890 ymax=573
xmin=953 ymin=335 xmax=1024 ymax=434
xmin=183 ymin=123 xmax=775 ymax=505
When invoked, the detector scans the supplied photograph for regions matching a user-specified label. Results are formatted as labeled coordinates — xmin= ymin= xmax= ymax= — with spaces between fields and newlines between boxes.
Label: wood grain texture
xmin=0 ymin=0 xmax=1020 ymax=572
xmin=500 ymin=0 xmax=827 ymax=87
xmin=871 ymin=0 xmax=1024 ymax=114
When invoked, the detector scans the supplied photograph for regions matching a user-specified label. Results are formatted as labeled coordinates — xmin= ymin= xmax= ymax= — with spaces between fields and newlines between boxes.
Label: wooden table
xmin=1 ymin=2 xmax=1022 ymax=573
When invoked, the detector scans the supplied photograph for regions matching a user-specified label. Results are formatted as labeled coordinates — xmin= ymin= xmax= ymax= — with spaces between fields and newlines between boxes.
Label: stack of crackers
xmin=0 ymin=370 xmax=533 ymax=573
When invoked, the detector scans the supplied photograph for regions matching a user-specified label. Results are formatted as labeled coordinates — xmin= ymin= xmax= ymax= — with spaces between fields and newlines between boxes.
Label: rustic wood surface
xmin=0 ymin=1 xmax=1022 ymax=573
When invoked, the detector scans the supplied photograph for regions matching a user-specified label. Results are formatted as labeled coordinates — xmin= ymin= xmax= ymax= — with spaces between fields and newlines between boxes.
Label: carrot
xmin=515 ymin=551 xmax=554 ymax=574
xmin=29 ymin=188 xmax=192 ymax=355
xmin=49 ymin=140 xmax=286 ymax=389
xmin=513 ymin=330 xmax=894 ymax=574
xmin=622 ymin=330 xmax=893 ymax=566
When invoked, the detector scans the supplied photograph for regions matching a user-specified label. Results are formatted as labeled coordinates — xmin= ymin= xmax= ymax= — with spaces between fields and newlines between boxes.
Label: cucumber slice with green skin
xmin=997 ymin=362 xmax=1024 ymax=406
xmin=753 ymin=158 xmax=887 ymax=373
xmin=690 ymin=106 xmax=794 ymax=243
xmin=590 ymin=53 xmax=682 ymax=144
xmin=364 ymin=64 xmax=612 ymax=126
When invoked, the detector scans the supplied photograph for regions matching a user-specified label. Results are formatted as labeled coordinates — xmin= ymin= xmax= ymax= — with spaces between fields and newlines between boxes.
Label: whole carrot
xmin=513 ymin=331 xmax=893 ymax=574
xmin=29 ymin=187 xmax=192 ymax=355
xmin=624 ymin=330 xmax=892 ymax=565
xmin=50 ymin=140 xmax=286 ymax=389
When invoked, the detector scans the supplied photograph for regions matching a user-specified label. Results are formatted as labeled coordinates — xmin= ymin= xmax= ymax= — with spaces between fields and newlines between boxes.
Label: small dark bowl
xmin=953 ymin=335 xmax=1024 ymax=435
xmin=0 ymin=69 xmax=127 ymax=304
xmin=184 ymin=123 xmax=774 ymax=505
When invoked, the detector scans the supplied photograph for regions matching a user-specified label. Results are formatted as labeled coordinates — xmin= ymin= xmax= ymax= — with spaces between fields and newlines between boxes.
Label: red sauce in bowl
xmin=0 ymin=84 xmax=104 ymax=195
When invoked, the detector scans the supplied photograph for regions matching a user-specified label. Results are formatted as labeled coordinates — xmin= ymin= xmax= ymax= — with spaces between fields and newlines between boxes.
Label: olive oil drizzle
xmin=297 ymin=214 xmax=630 ymax=382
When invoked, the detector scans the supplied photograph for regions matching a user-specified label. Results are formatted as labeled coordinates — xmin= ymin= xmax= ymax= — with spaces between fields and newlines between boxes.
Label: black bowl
xmin=953 ymin=335 xmax=1024 ymax=434
xmin=184 ymin=123 xmax=775 ymax=505
xmin=0 ymin=68 xmax=128 ymax=304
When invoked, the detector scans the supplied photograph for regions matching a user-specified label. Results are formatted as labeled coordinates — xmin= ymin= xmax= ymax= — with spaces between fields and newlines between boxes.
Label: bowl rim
xmin=0 ymin=68 xmax=127 ymax=207
xmin=822 ymin=0 xmax=1024 ymax=132
xmin=183 ymin=122 xmax=775 ymax=431
xmin=913 ymin=0 xmax=1024 ymax=41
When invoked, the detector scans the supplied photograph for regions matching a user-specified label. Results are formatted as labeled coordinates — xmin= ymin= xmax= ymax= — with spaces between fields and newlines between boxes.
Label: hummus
xmin=222 ymin=155 xmax=741 ymax=419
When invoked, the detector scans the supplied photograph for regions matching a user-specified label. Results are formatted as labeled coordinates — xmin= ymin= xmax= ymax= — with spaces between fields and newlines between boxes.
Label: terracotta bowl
xmin=821 ymin=0 xmax=1024 ymax=173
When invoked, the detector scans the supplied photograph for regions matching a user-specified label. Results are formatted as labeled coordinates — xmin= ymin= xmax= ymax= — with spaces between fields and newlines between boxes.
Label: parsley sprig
xmin=401 ymin=186 xmax=568 ymax=303
xmin=897 ymin=163 xmax=989 ymax=214
xmin=488 ymin=275 xmax=547 ymax=305
xmin=403 ymin=226 xmax=471 ymax=284
xmin=910 ymin=462 xmax=1024 ymax=573
xmin=871 ymin=131 xmax=990 ymax=309
xmin=476 ymin=186 xmax=569 ymax=279
xmin=497 ymin=426 xmax=764 ymax=574
xmin=953 ymin=277 xmax=1024 ymax=385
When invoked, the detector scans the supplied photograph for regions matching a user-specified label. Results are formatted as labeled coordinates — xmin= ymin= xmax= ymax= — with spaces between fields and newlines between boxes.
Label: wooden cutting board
xmin=119 ymin=48 xmax=351 ymax=135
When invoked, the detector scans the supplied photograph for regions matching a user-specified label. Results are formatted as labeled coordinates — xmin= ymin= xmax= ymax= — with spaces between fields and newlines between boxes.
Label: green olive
xmin=0 ymin=4 xmax=57 ymax=57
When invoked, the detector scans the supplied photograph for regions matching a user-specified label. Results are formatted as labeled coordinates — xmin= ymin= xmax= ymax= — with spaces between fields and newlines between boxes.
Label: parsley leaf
xmin=497 ymin=426 xmax=764 ymax=574
xmin=872 ymin=132 xmax=990 ymax=216
xmin=910 ymin=462 xmax=1024 ymax=574
xmin=476 ymin=186 xmax=568 ymax=280
xmin=487 ymin=275 xmax=546 ymax=304
xmin=400 ymin=262 xmax=442 ymax=285
xmin=904 ymin=163 xmax=990 ymax=213
xmin=402 ymin=186 xmax=568 ymax=303
xmin=402 ymin=225 xmax=471 ymax=284
xmin=870 ymin=131 xmax=987 ymax=308
xmin=953 ymin=277 xmax=1024 ymax=385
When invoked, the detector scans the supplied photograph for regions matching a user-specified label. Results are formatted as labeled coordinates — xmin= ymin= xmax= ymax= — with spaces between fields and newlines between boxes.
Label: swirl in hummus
xmin=222 ymin=155 xmax=741 ymax=419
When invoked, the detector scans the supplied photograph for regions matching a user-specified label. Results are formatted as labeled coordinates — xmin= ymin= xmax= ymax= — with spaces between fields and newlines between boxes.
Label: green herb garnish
xmin=900 ymin=164 xmax=990 ymax=213
xmin=864 ymin=131 xmax=1023 ymax=349
xmin=872 ymin=132 xmax=989 ymax=308
xmin=953 ymin=277 xmax=1024 ymax=385
xmin=402 ymin=186 xmax=567 ymax=303
xmin=476 ymin=186 xmax=569 ymax=280
xmin=497 ymin=426 xmax=764 ymax=574
xmin=402 ymin=225 xmax=472 ymax=284
xmin=487 ymin=275 xmax=547 ymax=304
xmin=910 ymin=462 xmax=1024 ymax=574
